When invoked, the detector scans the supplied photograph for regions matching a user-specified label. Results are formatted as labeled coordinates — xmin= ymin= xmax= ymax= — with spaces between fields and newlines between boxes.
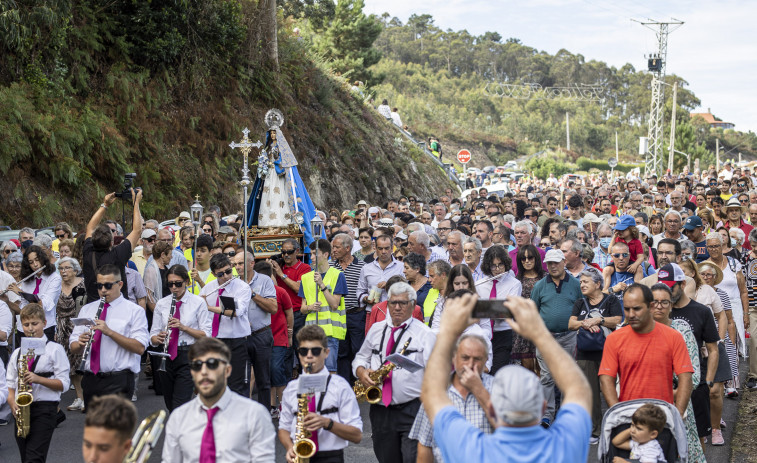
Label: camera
xmin=115 ymin=173 xmax=138 ymax=200
xmin=270 ymin=253 xmax=285 ymax=267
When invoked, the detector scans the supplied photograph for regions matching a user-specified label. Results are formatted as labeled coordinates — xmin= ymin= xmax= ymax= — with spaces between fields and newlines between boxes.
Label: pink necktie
xmin=199 ymin=406 xmax=219 ymax=463
xmin=27 ymin=356 xmax=35 ymax=371
xmin=212 ymin=289 xmax=225 ymax=337
xmin=308 ymin=395 xmax=319 ymax=451
xmin=489 ymin=279 xmax=498 ymax=299
xmin=382 ymin=324 xmax=407 ymax=407
xmin=167 ymin=301 xmax=182 ymax=360
xmin=90 ymin=303 xmax=110 ymax=374
xmin=33 ymin=278 xmax=41 ymax=295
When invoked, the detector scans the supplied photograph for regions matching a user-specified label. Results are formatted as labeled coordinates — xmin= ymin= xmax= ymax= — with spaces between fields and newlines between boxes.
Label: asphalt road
xmin=0 ymin=364 xmax=745 ymax=462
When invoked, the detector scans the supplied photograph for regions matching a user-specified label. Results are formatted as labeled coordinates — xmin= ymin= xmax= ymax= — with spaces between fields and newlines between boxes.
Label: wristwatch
xmin=280 ymin=274 xmax=288 ymax=279
xmin=707 ymin=381 xmax=714 ymax=388
xmin=600 ymin=317 xmax=605 ymax=326
xmin=251 ymin=291 xmax=257 ymax=298
xmin=325 ymin=419 xmax=334 ymax=431
xmin=321 ymin=285 xmax=332 ymax=293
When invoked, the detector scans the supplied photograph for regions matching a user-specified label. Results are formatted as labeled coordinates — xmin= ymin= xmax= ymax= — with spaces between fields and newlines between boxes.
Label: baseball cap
xmin=682 ymin=216 xmax=703 ymax=231
xmin=543 ymin=249 xmax=565 ymax=263
xmin=613 ymin=215 xmax=636 ymax=231
xmin=583 ymin=213 xmax=601 ymax=224
xmin=657 ymin=263 xmax=686 ymax=288
xmin=368 ymin=206 xmax=380 ymax=214
xmin=637 ymin=225 xmax=650 ymax=238
xmin=141 ymin=229 xmax=157 ymax=239
xmin=395 ymin=231 xmax=407 ymax=240
xmin=491 ymin=365 xmax=545 ymax=425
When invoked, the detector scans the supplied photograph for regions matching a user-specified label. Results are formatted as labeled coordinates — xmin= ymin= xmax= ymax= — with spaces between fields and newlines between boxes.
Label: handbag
xmin=576 ymin=297 xmax=612 ymax=352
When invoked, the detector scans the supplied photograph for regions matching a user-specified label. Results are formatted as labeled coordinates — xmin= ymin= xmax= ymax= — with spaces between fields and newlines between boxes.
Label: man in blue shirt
xmin=421 ymin=292 xmax=592 ymax=463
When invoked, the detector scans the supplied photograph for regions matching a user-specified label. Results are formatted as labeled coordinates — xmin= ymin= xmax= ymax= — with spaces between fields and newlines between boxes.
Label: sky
xmin=363 ymin=0 xmax=757 ymax=134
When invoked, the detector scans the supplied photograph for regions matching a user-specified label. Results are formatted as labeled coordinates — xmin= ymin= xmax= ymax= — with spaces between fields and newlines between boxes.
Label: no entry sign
xmin=457 ymin=149 xmax=471 ymax=164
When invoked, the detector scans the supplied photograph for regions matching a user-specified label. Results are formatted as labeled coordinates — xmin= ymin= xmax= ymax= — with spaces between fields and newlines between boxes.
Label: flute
xmin=474 ymin=272 xmax=508 ymax=286
xmin=0 ymin=267 xmax=44 ymax=297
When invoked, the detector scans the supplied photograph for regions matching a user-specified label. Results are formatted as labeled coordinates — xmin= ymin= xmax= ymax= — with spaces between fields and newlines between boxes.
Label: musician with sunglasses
xmin=149 ymin=265 xmax=212 ymax=411
xmin=70 ymin=265 xmax=148 ymax=408
xmin=199 ymin=253 xmax=251 ymax=395
xmin=163 ymin=337 xmax=275 ymax=463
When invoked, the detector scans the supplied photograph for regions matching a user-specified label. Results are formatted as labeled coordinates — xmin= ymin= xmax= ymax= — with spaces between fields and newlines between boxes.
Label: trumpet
xmin=76 ymin=297 xmax=106 ymax=374
xmin=156 ymin=294 xmax=177 ymax=372
xmin=294 ymin=363 xmax=316 ymax=463
xmin=16 ymin=348 xmax=36 ymax=438
xmin=354 ymin=338 xmax=412 ymax=404
xmin=123 ymin=410 xmax=166 ymax=463
xmin=0 ymin=267 xmax=44 ymax=297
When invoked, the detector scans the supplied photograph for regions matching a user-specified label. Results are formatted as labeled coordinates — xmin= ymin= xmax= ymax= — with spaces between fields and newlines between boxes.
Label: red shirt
xmin=365 ymin=301 xmax=424 ymax=335
xmin=723 ymin=219 xmax=754 ymax=250
xmin=599 ymin=323 xmax=693 ymax=404
xmin=616 ymin=237 xmax=643 ymax=263
xmin=275 ymin=261 xmax=311 ymax=311
xmin=271 ymin=286 xmax=293 ymax=347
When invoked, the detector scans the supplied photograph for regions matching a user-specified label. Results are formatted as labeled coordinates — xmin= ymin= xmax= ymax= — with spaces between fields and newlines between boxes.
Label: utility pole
xmin=566 ymin=112 xmax=570 ymax=151
xmin=716 ymin=138 xmax=720 ymax=171
xmin=635 ymin=18 xmax=683 ymax=177
xmin=667 ymin=81 xmax=678 ymax=174
xmin=615 ymin=131 xmax=619 ymax=161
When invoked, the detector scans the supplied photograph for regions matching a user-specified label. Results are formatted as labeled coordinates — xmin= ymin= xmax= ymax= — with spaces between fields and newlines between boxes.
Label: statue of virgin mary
xmin=247 ymin=110 xmax=319 ymax=249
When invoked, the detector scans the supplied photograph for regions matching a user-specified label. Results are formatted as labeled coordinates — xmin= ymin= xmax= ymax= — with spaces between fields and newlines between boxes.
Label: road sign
xmin=608 ymin=158 xmax=618 ymax=168
xmin=457 ymin=149 xmax=471 ymax=164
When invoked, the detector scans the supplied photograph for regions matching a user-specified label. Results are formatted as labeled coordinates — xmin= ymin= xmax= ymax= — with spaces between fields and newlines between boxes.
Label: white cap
xmin=543 ymin=249 xmax=565 ymax=263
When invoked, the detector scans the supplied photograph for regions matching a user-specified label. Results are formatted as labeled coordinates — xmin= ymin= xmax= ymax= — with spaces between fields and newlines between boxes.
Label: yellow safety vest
xmin=423 ymin=288 xmax=440 ymax=326
xmin=301 ymin=268 xmax=347 ymax=340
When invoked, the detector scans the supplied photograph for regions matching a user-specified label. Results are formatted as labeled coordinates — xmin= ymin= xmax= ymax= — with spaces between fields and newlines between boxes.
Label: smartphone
xmin=472 ymin=299 xmax=513 ymax=319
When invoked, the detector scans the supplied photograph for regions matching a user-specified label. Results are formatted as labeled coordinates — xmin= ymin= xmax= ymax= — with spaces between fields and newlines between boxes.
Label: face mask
xmin=599 ymin=237 xmax=612 ymax=249
xmin=21 ymin=240 xmax=33 ymax=249
xmin=731 ymin=238 xmax=738 ymax=248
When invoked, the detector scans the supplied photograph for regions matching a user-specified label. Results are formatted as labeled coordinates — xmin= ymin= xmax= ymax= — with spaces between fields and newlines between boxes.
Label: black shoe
xmin=56 ymin=410 xmax=66 ymax=427
xmin=747 ymin=378 xmax=757 ymax=389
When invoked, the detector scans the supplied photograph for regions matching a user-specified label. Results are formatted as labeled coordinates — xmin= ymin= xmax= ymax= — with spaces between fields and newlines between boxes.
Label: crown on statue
xmin=265 ymin=109 xmax=285 ymax=131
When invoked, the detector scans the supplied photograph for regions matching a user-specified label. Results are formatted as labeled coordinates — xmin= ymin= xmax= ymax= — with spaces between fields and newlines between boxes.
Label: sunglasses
xmin=96 ymin=282 xmax=118 ymax=290
xmin=612 ymin=253 xmax=629 ymax=258
xmin=167 ymin=281 xmax=185 ymax=288
xmin=225 ymin=251 xmax=236 ymax=257
xmin=214 ymin=268 xmax=233 ymax=278
xmin=2 ymin=250 xmax=11 ymax=255
xmin=144 ymin=237 xmax=156 ymax=243
xmin=204 ymin=220 xmax=214 ymax=225
xmin=203 ymin=228 xmax=213 ymax=232
xmin=281 ymin=249 xmax=296 ymax=255
xmin=189 ymin=358 xmax=227 ymax=371
xmin=55 ymin=233 xmax=66 ymax=239
xmin=539 ymin=243 xmax=550 ymax=248
xmin=523 ymin=255 xmax=535 ymax=261
xmin=297 ymin=347 xmax=323 ymax=356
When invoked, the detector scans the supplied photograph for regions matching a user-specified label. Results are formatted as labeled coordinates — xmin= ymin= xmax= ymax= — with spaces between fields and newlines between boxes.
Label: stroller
xmin=597 ymin=399 xmax=688 ymax=463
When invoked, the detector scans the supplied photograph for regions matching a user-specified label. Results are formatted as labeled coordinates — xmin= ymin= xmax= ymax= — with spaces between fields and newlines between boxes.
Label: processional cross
xmin=229 ymin=128 xmax=263 ymax=187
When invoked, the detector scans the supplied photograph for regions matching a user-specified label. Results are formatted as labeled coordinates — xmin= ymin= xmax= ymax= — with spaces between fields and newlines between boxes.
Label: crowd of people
xmin=0 ymin=161 xmax=754 ymax=462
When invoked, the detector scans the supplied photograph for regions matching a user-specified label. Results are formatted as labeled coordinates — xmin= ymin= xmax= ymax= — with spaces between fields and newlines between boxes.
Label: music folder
xmin=219 ymin=295 xmax=237 ymax=317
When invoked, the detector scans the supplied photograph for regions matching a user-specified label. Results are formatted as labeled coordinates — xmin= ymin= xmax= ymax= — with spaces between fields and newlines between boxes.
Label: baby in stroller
xmin=612 ymin=403 xmax=667 ymax=463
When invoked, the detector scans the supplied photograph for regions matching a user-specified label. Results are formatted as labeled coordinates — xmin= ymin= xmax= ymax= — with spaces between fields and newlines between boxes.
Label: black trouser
xmin=691 ymin=382 xmax=712 ymax=438
xmin=219 ymin=337 xmax=249 ymax=395
xmin=15 ymin=326 xmax=56 ymax=348
xmin=369 ymin=399 xmax=421 ymax=463
xmin=337 ymin=310 xmax=366 ymax=384
xmin=246 ymin=327 xmax=273 ymax=409
xmin=491 ymin=329 xmax=514 ymax=375
xmin=81 ymin=370 xmax=135 ymax=409
xmin=147 ymin=345 xmax=164 ymax=396
xmin=14 ymin=401 xmax=58 ymax=463
xmin=0 ymin=345 xmax=9 ymax=367
xmin=292 ymin=311 xmax=307 ymax=371
xmin=311 ymin=449 xmax=345 ymax=463
xmin=158 ymin=348 xmax=193 ymax=412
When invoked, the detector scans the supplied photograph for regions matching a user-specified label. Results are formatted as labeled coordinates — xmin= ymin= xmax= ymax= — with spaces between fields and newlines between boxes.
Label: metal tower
xmin=637 ymin=19 xmax=683 ymax=177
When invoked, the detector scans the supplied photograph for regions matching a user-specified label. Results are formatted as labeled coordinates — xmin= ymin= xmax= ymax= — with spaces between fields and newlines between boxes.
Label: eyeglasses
xmin=55 ymin=233 xmax=66 ymax=239
xmin=189 ymin=358 xmax=227 ymax=371
xmin=95 ymin=282 xmax=118 ymax=290
xmin=612 ymin=253 xmax=629 ymax=258
xmin=524 ymin=214 xmax=534 ymax=218
xmin=58 ymin=266 xmax=74 ymax=272
xmin=491 ymin=262 xmax=506 ymax=269
xmin=2 ymin=250 xmax=11 ymax=255
xmin=297 ymin=347 xmax=323 ymax=356
xmin=225 ymin=251 xmax=236 ymax=257
xmin=214 ymin=268 xmax=233 ymax=278
xmin=706 ymin=245 xmax=722 ymax=250
xmin=387 ymin=300 xmax=412 ymax=307
xmin=437 ymin=227 xmax=452 ymax=232
xmin=202 ymin=228 xmax=213 ymax=233
xmin=167 ymin=281 xmax=185 ymax=288
xmin=700 ymin=272 xmax=715 ymax=279
xmin=651 ymin=300 xmax=671 ymax=307
xmin=281 ymin=249 xmax=296 ymax=255
xmin=539 ymin=243 xmax=550 ymax=248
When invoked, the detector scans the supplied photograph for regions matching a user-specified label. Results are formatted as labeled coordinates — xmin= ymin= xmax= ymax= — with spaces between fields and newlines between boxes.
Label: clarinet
xmin=157 ymin=294 xmax=177 ymax=372
xmin=75 ymin=297 xmax=106 ymax=374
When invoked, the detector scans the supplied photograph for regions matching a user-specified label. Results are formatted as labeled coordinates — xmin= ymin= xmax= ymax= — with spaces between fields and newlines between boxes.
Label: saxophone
xmin=16 ymin=348 xmax=36 ymax=438
xmin=293 ymin=363 xmax=316 ymax=463
xmin=353 ymin=338 xmax=412 ymax=404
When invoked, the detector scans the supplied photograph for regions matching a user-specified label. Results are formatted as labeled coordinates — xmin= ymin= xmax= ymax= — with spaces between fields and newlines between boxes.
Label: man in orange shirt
xmin=599 ymin=284 xmax=694 ymax=418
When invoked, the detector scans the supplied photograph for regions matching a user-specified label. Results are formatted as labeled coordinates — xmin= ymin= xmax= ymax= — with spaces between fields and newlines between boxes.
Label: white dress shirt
xmin=279 ymin=367 xmax=363 ymax=452
xmin=149 ymin=292 xmax=212 ymax=348
xmin=19 ymin=271 xmax=62 ymax=329
xmin=0 ymin=301 xmax=12 ymax=347
xmin=199 ymin=278 xmax=251 ymax=339
xmin=70 ymin=295 xmax=148 ymax=374
xmin=356 ymin=259 xmax=405 ymax=307
xmin=0 ymin=269 xmax=21 ymax=304
xmin=162 ymin=388 xmax=276 ymax=463
xmin=7 ymin=336 xmax=70 ymax=402
xmin=0 ymin=360 xmax=7 ymax=405
xmin=475 ymin=271 xmax=522 ymax=332
xmin=352 ymin=317 xmax=436 ymax=405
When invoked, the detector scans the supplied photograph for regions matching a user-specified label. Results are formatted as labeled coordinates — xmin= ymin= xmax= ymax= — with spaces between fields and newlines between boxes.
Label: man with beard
xmin=446 ymin=230 xmax=465 ymax=267
xmin=162 ymin=337 xmax=275 ymax=461
xmin=640 ymin=238 xmax=696 ymax=299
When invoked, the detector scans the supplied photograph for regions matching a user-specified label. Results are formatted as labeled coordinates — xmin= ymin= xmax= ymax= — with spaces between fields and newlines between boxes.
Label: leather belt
xmin=251 ymin=325 xmax=272 ymax=335
xmin=346 ymin=307 xmax=364 ymax=314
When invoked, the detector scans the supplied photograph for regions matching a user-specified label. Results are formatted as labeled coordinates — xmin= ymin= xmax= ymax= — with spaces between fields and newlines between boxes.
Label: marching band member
xmin=149 ymin=265 xmax=212 ymax=411
xmin=11 ymin=245 xmax=62 ymax=342
xmin=163 ymin=337 xmax=275 ymax=462
xmin=352 ymin=282 xmax=436 ymax=463
xmin=70 ymin=265 xmax=148 ymax=408
xmin=279 ymin=325 xmax=362 ymax=463
xmin=82 ymin=395 xmax=137 ymax=463
xmin=7 ymin=304 xmax=70 ymax=463
xmin=199 ymin=253 xmax=251 ymax=395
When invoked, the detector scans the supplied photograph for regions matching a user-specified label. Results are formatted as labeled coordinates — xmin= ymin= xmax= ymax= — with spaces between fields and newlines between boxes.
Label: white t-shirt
xmin=630 ymin=438 xmax=666 ymax=463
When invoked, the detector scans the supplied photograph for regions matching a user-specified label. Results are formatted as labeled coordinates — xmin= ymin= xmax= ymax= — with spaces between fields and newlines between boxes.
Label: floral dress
xmin=511 ymin=276 xmax=539 ymax=359
xmin=670 ymin=319 xmax=706 ymax=463
xmin=55 ymin=279 xmax=87 ymax=368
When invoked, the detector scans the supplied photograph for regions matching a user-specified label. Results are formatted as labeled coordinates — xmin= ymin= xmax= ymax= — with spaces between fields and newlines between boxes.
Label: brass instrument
xmin=123 ymin=410 xmax=166 ymax=463
xmin=354 ymin=338 xmax=412 ymax=404
xmin=76 ymin=297 xmax=106 ymax=374
xmin=157 ymin=294 xmax=177 ymax=372
xmin=0 ymin=267 xmax=44 ymax=297
xmin=16 ymin=348 xmax=36 ymax=438
xmin=294 ymin=363 xmax=316 ymax=463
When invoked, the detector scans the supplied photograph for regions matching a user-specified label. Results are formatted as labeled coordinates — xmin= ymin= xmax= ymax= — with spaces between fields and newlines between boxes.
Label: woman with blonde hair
xmin=697 ymin=208 xmax=716 ymax=233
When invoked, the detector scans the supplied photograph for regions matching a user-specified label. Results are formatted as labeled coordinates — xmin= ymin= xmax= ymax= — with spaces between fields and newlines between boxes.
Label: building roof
xmin=690 ymin=111 xmax=733 ymax=127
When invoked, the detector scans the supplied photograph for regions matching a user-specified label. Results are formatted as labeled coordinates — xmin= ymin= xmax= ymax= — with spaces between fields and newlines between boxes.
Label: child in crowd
xmin=612 ymin=403 xmax=667 ymax=463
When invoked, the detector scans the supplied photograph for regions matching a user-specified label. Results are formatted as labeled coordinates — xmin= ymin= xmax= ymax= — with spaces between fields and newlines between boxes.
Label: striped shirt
xmin=332 ymin=257 xmax=365 ymax=310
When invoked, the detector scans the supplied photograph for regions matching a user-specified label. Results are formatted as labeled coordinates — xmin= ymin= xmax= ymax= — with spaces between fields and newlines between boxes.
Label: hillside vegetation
xmin=368 ymin=14 xmax=757 ymax=174
xmin=0 ymin=1 xmax=453 ymax=228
